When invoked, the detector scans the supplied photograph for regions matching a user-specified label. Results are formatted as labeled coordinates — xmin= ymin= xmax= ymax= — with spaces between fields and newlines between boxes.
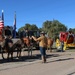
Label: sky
xmin=0 ymin=0 xmax=75 ymax=31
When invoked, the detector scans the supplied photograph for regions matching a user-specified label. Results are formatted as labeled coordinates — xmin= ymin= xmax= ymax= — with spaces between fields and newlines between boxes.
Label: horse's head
xmin=22 ymin=37 xmax=31 ymax=46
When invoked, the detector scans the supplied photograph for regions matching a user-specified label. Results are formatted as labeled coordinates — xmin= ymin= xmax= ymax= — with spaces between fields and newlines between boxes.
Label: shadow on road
xmin=0 ymin=53 xmax=60 ymax=64
xmin=47 ymin=58 xmax=74 ymax=63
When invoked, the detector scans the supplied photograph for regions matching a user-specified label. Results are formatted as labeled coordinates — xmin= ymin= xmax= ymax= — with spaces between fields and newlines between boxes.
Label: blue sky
xmin=0 ymin=0 xmax=75 ymax=31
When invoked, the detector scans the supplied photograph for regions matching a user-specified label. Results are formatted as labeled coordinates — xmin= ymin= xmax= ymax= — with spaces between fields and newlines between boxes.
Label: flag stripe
xmin=0 ymin=10 xmax=4 ymax=29
xmin=0 ymin=20 xmax=4 ymax=28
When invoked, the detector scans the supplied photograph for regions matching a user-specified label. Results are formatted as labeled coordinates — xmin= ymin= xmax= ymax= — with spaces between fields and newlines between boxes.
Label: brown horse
xmin=0 ymin=35 xmax=14 ymax=60
xmin=47 ymin=37 xmax=53 ymax=52
xmin=0 ymin=36 xmax=24 ymax=60
xmin=23 ymin=37 xmax=30 ymax=47
xmin=22 ymin=37 xmax=33 ymax=56
xmin=12 ymin=39 xmax=24 ymax=58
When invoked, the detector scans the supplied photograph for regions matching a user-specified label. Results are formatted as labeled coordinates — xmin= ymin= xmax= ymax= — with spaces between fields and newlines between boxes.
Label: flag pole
xmin=13 ymin=11 xmax=16 ymax=38
xmin=1 ymin=10 xmax=4 ymax=35
xmin=2 ymin=10 xmax=4 ymax=22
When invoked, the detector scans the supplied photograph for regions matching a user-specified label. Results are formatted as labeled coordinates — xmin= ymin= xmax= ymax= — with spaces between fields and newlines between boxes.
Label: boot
xmin=42 ymin=56 xmax=46 ymax=63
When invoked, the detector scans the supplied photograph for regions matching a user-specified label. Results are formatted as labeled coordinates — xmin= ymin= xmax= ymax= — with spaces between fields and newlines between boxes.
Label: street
xmin=0 ymin=49 xmax=75 ymax=75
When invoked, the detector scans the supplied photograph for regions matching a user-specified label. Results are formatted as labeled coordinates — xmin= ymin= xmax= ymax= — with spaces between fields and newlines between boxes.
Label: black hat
xmin=7 ymin=26 xmax=10 ymax=28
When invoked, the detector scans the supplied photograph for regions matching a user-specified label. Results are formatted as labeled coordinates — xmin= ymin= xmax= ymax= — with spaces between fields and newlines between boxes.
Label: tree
xmin=18 ymin=19 xmax=68 ymax=39
xmin=42 ymin=20 xmax=67 ymax=39
xmin=18 ymin=23 xmax=39 ymax=33
xmin=30 ymin=24 xmax=38 ymax=30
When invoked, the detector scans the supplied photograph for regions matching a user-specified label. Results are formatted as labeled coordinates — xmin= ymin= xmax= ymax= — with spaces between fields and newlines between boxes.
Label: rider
xmin=4 ymin=26 xmax=12 ymax=39
xmin=4 ymin=26 xmax=13 ymax=48
xmin=24 ymin=28 xmax=30 ymax=38
xmin=21 ymin=28 xmax=35 ymax=46
xmin=22 ymin=28 xmax=33 ymax=38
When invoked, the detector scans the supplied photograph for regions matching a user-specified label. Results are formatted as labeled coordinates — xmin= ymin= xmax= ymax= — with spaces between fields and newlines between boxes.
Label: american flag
xmin=0 ymin=10 xmax=4 ymax=29
xmin=0 ymin=16 xmax=4 ymax=29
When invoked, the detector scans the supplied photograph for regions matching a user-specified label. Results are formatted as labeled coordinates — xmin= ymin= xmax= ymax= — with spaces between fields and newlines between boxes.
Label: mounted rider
xmin=4 ymin=26 xmax=13 ymax=48
xmin=4 ymin=26 xmax=12 ymax=39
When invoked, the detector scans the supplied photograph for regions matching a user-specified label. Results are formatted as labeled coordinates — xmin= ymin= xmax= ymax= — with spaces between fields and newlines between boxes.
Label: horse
xmin=0 ymin=35 xmax=14 ymax=60
xmin=23 ymin=37 xmax=30 ymax=47
xmin=22 ymin=37 xmax=33 ymax=56
xmin=12 ymin=39 xmax=24 ymax=58
xmin=0 ymin=35 xmax=25 ymax=60
xmin=47 ymin=37 xmax=53 ymax=52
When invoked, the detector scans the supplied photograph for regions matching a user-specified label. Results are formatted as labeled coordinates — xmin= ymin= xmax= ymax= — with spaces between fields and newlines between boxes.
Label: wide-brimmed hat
xmin=40 ymin=31 xmax=46 ymax=34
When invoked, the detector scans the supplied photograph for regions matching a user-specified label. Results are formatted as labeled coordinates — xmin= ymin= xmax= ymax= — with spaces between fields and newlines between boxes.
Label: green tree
xmin=30 ymin=24 xmax=38 ymax=30
xmin=18 ymin=23 xmax=38 ymax=32
xmin=42 ymin=20 xmax=67 ymax=39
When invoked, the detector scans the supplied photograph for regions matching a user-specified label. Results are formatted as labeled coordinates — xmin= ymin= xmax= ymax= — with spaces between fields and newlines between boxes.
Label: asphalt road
xmin=0 ymin=49 xmax=75 ymax=75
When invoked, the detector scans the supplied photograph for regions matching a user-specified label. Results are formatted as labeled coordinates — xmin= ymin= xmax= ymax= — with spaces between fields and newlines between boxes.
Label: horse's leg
xmin=31 ymin=46 xmax=33 ymax=56
xmin=11 ymin=51 xmax=13 ymax=60
xmin=47 ymin=45 xmax=49 ymax=52
xmin=17 ymin=48 xmax=20 ymax=58
xmin=50 ymin=46 xmax=52 ymax=52
xmin=12 ymin=47 xmax=14 ymax=60
xmin=17 ymin=48 xmax=19 ymax=57
xmin=8 ymin=43 xmax=13 ymax=60
xmin=29 ymin=46 xmax=32 ymax=56
xmin=28 ymin=46 xmax=30 ymax=56
xmin=20 ymin=48 xmax=22 ymax=57
xmin=18 ymin=48 xmax=21 ymax=58
xmin=21 ymin=47 xmax=25 ymax=57
xmin=17 ymin=47 xmax=21 ymax=58
xmin=7 ymin=52 xmax=10 ymax=61
xmin=1 ymin=47 xmax=5 ymax=59
xmin=27 ymin=45 xmax=31 ymax=56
